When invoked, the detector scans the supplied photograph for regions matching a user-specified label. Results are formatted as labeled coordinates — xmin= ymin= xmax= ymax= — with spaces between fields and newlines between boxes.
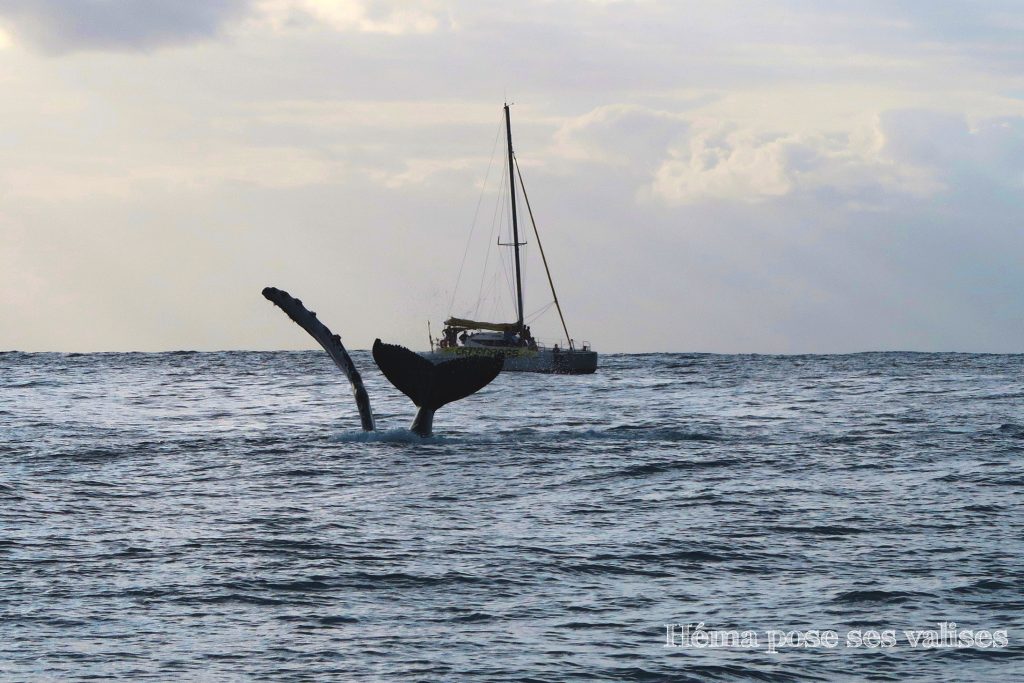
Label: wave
xmin=316 ymin=615 xmax=359 ymax=625
xmin=606 ymin=424 xmax=721 ymax=441
xmin=2 ymin=380 xmax=63 ymax=388
xmin=327 ymin=425 xmax=721 ymax=445
xmin=952 ymin=578 xmax=1014 ymax=593
xmin=5 ymin=349 xmax=1023 ymax=682
xmin=998 ymin=423 xmax=1024 ymax=437
xmin=592 ymin=458 xmax=734 ymax=482
xmin=832 ymin=589 xmax=932 ymax=605
xmin=330 ymin=428 xmax=448 ymax=444
xmin=769 ymin=524 xmax=870 ymax=537
xmin=593 ymin=549 xmax=730 ymax=564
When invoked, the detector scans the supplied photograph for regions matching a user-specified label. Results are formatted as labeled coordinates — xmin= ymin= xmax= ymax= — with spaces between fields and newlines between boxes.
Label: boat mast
xmin=504 ymin=103 xmax=525 ymax=329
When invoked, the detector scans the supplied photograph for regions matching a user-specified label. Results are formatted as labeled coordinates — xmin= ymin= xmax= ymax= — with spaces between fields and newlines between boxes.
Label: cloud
xmin=650 ymin=118 xmax=949 ymax=205
xmin=2 ymin=1 xmax=1024 ymax=352
xmin=370 ymin=157 xmax=480 ymax=188
xmin=0 ymin=146 xmax=348 ymax=201
xmin=650 ymin=123 xmax=797 ymax=204
xmin=0 ymin=0 xmax=254 ymax=53
xmin=552 ymin=103 xmax=691 ymax=165
xmin=0 ymin=0 xmax=451 ymax=54
xmin=257 ymin=0 xmax=449 ymax=35
xmin=880 ymin=110 xmax=1024 ymax=189
xmin=547 ymin=102 xmax=1024 ymax=215
xmin=552 ymin=105 xmax=949 ymax=206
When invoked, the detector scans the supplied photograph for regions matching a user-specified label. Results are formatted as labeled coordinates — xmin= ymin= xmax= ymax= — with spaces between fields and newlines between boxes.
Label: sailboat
xmin=424 ymin=104 xmax=598 ymax=374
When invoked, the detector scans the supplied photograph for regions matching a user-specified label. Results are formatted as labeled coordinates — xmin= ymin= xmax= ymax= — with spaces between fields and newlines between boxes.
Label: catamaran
xmin=424 ymin=104 xmax=598 ymax=374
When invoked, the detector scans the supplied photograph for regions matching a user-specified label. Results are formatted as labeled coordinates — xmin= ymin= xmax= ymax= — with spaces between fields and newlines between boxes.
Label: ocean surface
xmin=1 ymin=350 xmax=1022 ymax=681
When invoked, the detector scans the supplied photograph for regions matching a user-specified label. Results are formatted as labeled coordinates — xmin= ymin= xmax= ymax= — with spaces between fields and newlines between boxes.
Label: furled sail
xmin=444 ymin=317 xmax=522 ymax=333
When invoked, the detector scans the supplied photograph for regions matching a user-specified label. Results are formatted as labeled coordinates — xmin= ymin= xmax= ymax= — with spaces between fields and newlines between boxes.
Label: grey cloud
xmin=0 ymin=0 xmax=254 ymax=53
xmin=881 ymin=110 xmax=1024 ymax=188
xmin=554 ymin=105 xmax=954 ymax=206
xmin=553 ymin=104 xmax=691 ymax=166
xmin=2 ymin=1 xmax=1023 ymax=352
xmin=880 ymin=110 xmax=969 ymax=166
xmin=558 ymin=105 xmax=1024 ymax=207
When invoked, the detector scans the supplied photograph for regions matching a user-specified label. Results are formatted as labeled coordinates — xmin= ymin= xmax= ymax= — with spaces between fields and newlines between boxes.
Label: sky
xmin=1 ymin=0 xmax=1022 ymax=353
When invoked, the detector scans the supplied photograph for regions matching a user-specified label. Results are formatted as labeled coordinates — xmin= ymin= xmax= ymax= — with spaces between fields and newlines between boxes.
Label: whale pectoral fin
xmin=262 ymin=286 xmax=375 ymax=431
xmin=430 ymin=355 xmax=503 ymax=409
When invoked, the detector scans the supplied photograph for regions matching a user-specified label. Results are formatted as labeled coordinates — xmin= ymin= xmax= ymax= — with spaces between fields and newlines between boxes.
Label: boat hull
xmin=421 ymin=347 xmax=597 ymax=374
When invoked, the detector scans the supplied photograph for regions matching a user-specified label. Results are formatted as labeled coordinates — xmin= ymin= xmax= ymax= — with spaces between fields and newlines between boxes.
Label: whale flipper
xmin=262 ymin=286 xmax=375 ymax=431
xmin=372 ymin=340 xmax=502 ymax=437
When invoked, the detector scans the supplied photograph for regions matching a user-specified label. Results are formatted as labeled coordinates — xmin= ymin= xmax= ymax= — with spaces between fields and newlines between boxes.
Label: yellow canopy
xmin=444 ymin=317 xmax=522 ymax=333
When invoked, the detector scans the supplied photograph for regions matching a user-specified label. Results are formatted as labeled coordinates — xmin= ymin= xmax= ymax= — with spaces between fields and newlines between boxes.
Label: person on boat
xmin=521 ymin=326 xmax=537 ymax=350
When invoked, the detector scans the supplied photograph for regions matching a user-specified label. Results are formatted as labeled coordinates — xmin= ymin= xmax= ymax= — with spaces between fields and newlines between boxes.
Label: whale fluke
xmin=262 ymin=286 xmax=375 ymax=431
xmin=372 ymin=340 xmax=503 ymax=437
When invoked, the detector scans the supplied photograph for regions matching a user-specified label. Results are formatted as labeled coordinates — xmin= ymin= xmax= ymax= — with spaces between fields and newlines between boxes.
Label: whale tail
xmin=372 ymin=340 xmax=503 ymax=437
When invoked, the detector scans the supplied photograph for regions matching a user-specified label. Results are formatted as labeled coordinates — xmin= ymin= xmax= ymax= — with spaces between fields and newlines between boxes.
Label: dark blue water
xmin=1 ymin=351 xmax=1022 ymax=681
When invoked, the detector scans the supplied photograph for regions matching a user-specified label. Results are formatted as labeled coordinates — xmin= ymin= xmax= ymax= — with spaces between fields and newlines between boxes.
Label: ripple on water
xmin=0 ymin=351 xmax=1022 ymax=681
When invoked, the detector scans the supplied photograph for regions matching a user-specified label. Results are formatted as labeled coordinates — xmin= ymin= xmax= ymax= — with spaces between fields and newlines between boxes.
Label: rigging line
xmin=525 ymin=301 xmax=555 ymax=323
xmin=449 ymin=113 xmax=505 ymax=316
xmin=477 ymin=270 xmax=504 ymax=322
xmin=474 ymin=267 xmax=504 ymax=318
xmin=474 ymin=158 xmax=507 ymax=319
xmin=514 ymin=156 xmax=573 ymax=349
xmin=479 ymin=269 xmax=501 ymax=312
xmin=520 ymin=238 xmax=527 ymax=309
xmin=460 ymin=270 xmax=500 ymax=319
xmin=489 ymin=273 xmax=505 ymax=321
